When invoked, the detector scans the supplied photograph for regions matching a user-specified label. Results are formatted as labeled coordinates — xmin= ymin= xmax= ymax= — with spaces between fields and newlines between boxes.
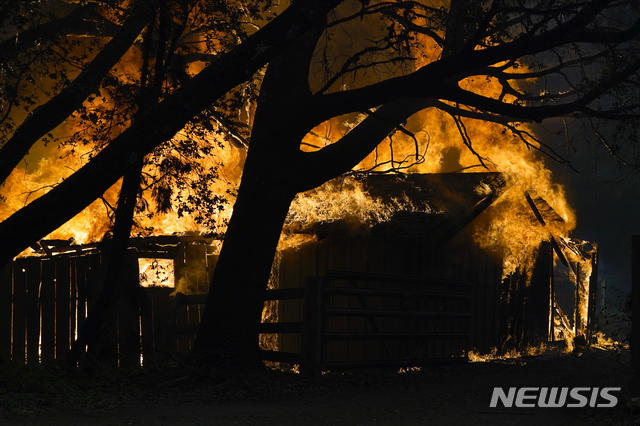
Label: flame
xmin=139 ymin=258 xmax=175 ymax=288
xmin=0 ymin=2 xmax=597 ymax=361
xmin=468 ymin=341 xmax=573 ymax=362
xmin=291 ymin=12 xmax=584 ymax=356
xmin=299 ymin=28 xmax=577 ymax=278
xmin=592 ymin=331 xmax=627 ymax=351
xmin=281 ymin=176 xmax=418 ymax=250
xmin=134 ymin=130 xmax=244 ymax=239
xmin=286 ymin=177 xmax=414 ymax=229
xmin=0 ymin=1 xmax=253 ymax=258
xmin=561 ymin=242 xmax=595 ymax=336
xmin=3 ymin=2 xmax=576 ymax=280
xmin=0 ymin=127 xmax=244 ymax=257
xmin=0 ymin=146 xmax=121 ymax=255
xmin=3 ymin=1 xmax=576 ymax=300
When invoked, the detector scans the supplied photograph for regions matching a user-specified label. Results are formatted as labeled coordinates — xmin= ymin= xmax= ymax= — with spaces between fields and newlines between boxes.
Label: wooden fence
xmin=1 ymin=248 xmax=471 ymax=372
xmin=0 ymin=253 xmax=105 ymax=365
xmin=0 ymin=241 xmax=213 ymax=366
xmin=260 ymin=270 xmax=471 ymax=375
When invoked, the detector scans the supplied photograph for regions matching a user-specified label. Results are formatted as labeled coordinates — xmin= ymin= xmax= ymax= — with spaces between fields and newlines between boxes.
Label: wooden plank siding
xmin=296 ymin=274 xmax=473 ymax=374
xmin=55 ymin=256 xmax=71 ymax=361
xmin=40 ymin=259 xmax=56 ymax=363
xmin=279 ymin=228 xmax=504 ymax=362
xmin=0 ymin=241 xmax=213 ymax=366
xmin=25 ymin=257 xmax=40 ymax=364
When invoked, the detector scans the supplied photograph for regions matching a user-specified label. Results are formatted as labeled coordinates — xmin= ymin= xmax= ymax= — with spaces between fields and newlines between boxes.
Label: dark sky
xmin=543 ymin=123 xmax=640 ymax=302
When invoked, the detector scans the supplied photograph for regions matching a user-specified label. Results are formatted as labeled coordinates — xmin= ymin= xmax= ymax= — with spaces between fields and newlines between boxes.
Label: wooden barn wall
xmin=0 ymin=243 xmax=214 ymax=365
xmin=498 ymin=241 xmax=553 ymax=352
xmin=277 ymin=230 xmax=503 ymax=357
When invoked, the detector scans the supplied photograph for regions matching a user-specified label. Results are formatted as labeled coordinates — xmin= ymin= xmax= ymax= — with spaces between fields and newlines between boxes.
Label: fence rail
xmin=258 ymin=270 xmax=472 ymax=375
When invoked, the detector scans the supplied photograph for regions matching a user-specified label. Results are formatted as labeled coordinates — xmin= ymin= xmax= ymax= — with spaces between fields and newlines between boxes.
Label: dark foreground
xmin=0 ymin=348 xmax=637 ymax=426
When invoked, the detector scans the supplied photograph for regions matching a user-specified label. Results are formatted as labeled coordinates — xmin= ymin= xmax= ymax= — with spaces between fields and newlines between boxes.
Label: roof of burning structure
xmin=30 ymin=173 xmax=567 ymax=257
xmin=364 ymin=172 xmax=506 ymax=214
xmin=293 ymin=172 xmax=508 ymax=243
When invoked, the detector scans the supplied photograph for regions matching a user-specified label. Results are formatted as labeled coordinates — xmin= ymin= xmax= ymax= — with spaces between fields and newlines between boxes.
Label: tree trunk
xmin=189 ymin=21 xmax=325 ymax=366
xmin=189 ymin=0 xmax=488 ymax=368
xmin=191 ymin=162 xmax=295 ymax=364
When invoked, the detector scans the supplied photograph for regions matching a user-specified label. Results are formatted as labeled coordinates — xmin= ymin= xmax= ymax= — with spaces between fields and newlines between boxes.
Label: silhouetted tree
xmin=1 ymin=0 xmax=640 ymax=366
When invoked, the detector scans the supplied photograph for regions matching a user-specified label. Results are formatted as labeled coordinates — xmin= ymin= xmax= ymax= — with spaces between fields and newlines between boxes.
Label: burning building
xmin=270 ymin=172 xmax=601 ymax=371
xmin=0 ymin=169 xmax=600 ymax=370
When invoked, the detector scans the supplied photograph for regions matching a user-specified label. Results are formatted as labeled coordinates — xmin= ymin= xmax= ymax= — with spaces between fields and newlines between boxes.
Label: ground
xmin=0 ymin=347 xmax=637 ymax=426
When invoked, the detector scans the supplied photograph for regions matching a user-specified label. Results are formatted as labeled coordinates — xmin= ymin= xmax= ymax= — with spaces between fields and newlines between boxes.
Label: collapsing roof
xmin=290 ymin=172 xmax=509 ymax=245
xmin=287 ymin=172 xmax=577 ymax=253
xmin=364 ymin=172 xmax=507 ymax=243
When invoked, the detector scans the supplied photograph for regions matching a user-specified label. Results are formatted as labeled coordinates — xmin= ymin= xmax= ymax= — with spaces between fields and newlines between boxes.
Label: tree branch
xmin=0 ymin=0 xmax=345 ymax=267
xmin=0 ymin=5 xmax=119 ymax=62
xmin=0 ymin=2 xmax=155 ymax=184
xmin=298 ymin=98 xmax=437 ymax=191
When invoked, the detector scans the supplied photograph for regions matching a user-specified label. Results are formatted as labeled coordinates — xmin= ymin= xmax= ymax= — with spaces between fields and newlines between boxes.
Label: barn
xmin=272 ymin=172 xmax=560 ymax=373
xmin=0 ymin=172 xmax=599 ymax=372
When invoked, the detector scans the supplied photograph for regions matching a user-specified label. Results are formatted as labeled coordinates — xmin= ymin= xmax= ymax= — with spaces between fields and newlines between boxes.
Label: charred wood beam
xmin=524 ymin=191 xmax=547 ymax=225
xmin=344 ymin=278 xmax=394 ymax=361
xmin=523 ymin=190 xmax=571 ymax=269
xmin=554 ymin=296 xmax=574 ymax=336
xmin=431 ymin=192 xmax=500 ymax=248
xmin=324 ymin=331 xmax=470 ymax=340
xmin=324 ymin=307 xmax=471 ymax=318
xmin=575 ymin=262 xmax=582 ymax=336
xmin=325 ymin=270 xmax=472 ymax=288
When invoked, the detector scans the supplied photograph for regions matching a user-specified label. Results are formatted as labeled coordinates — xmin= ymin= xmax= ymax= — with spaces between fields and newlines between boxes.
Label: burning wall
xmin=278 ymin=171 xmax=597 ymax=355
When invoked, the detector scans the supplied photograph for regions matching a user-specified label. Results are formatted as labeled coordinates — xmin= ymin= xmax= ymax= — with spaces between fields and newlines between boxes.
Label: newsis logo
xmin=490 ymin=387 xmax=621 ymax=408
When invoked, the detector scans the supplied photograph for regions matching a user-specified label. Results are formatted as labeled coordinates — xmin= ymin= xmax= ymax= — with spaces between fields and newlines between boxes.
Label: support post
xmin=586 ymin=248 xmax=599 ymax=344
xmin=575 ymin=263 xmax=581 ymax=336
xmin=549 ymin=248 xmax=555 ymax=342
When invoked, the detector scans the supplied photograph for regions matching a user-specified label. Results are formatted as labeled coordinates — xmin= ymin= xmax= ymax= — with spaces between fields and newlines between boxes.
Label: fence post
xmin=300 ymin=276 xmax=324 ymax=376
xmin=586 ymin=248 xmax=598 ymax=344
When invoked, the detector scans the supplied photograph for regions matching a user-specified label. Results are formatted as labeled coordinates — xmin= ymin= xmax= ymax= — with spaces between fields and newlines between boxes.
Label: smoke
xmin=172 ymin=255 xmax=210 ymax=296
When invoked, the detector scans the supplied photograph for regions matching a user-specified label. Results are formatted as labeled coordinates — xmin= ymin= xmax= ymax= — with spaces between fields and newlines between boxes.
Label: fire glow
xmin=0 ymin=0 xmax=604 ymax=365
xmin=139 ymin=258 xmax=174 ymax=288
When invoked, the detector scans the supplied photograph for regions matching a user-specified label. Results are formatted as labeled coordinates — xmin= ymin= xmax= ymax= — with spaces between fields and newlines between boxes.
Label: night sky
xmin=544 ymin=128 xmax=640 ymax=304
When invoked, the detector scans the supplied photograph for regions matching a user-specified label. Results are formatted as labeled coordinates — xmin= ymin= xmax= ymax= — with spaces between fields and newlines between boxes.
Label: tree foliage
xmin=0 ymin=0 xmax=342 ymax=264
